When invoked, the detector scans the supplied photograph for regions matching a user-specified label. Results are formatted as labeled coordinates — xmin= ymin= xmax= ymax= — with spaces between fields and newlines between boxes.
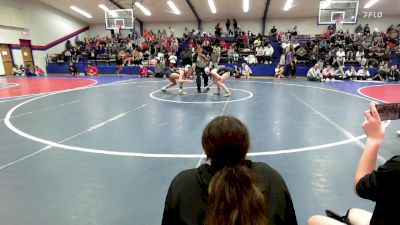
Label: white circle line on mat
xmin=4 ymin=80 xmax=381 ymax=158
xmin=149 ymin=87 xmax=253 ymax=104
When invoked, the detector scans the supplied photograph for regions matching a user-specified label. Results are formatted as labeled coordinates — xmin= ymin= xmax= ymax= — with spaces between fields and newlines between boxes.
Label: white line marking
xmin=196 ymin=84 xmax=236 ymax=167
xmin=0 ymin=147 xmax=48 ymax=171
xmin=4 ymin=80 xmax=386 ymax=159
xmin=0 ymin=78 xmax=98 ymax=103
xmin=352 ymin=80 xmax=385 ymax=83
xmin=3 ymin=100 xmax=81 ymax=120
xmin=239 ymin=80 xmax=378 ymax=102
xmin=356 ymin=84 xmax=397 ymax=162
xmin=0 ymin=79 xmax=154 ymax=118
xmin=0 ymin=93 xmax=46 ymax=103
xmin=0 ymin=104 xmax=147 ymax=170
xmin=87 ymin=104 xmax=146 ymax=132
xmin=149 ymin=87 xmax=253 ymax=104
xmin=293 ymin=95 xmax=386 ymax=163
xmin=0 ymin=83 xmax=20 ymax=89
xmin=357 ymin=84 xmax=400 ymax=103
xmin=247 ymin=136 xmax=366 ymax=156
xmin=195 ymin=153 xmax=207 ymax=167
xmin=0 ymin=78 xmax=159 ymax=103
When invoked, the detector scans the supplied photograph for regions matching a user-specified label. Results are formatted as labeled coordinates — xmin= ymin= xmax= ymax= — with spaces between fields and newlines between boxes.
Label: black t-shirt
xmin=69 ymin=65 xmax=77 ymax=71
xmin=162 ymin=160 xmax=298 ymax=225
xmin=356 ymin=155 xmax=400 ymax=225
xmin=115 ymin=56 xmax=123 ymax=65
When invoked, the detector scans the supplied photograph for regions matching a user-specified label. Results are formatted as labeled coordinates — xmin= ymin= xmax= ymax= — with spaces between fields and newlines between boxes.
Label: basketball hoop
xmin=105 ymin=9 xmax=134 ymax=31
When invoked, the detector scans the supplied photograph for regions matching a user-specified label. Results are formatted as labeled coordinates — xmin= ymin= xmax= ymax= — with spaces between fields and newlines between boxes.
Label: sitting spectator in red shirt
xmin=86 ymin=64 xmax=99 ymax=76
xmin=139 ymin=65 xmax=154 ymax=77
xmin=34 ymin=66 xmax=45 ymax=76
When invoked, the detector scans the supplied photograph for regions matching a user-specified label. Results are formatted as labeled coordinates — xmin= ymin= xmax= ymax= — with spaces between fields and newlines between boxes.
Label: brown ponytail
xmin=205 ymin=164 xmax=267 ymax=225
xmin=202 ymin=116 xmax=268 ymax=225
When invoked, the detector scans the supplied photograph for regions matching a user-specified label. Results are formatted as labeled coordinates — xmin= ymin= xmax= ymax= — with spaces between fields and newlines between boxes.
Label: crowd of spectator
xmin=45 ymin=21 xmax=400 ymax=80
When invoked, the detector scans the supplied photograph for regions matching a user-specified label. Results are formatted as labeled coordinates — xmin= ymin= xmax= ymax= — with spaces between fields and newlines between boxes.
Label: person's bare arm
xmin=198 ymin=52 xmax=208 ymax=60
xmin=354 ymin=103 xmax=385 ymax=193
xmin=178 ymin=70 xmax=193 ymax=83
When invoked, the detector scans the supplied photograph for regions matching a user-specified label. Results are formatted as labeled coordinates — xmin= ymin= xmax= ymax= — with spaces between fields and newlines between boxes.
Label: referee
xmin=192 ymin=46 xmax=209 ymax=93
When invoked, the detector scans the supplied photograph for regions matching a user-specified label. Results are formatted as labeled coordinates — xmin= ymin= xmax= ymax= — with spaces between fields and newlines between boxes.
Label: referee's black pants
xmin=195 ymin=67 xmax=208 ymax=92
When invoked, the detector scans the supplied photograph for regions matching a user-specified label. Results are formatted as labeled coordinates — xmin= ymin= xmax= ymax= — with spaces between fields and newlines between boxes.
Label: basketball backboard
xmin=318 ymin=0 xmax=359 ymax=24
xmin=105 ymin=9 xmax=134 ymax=30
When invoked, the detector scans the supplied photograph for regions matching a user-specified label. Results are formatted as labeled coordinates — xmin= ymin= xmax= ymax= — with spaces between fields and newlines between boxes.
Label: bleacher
xmin=46 ymin=33 xmax=398 ymax=76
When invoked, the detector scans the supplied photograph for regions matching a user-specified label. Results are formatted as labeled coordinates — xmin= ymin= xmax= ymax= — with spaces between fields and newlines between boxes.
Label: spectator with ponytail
xmin=161 ymin=116 xmax=297 ymax=225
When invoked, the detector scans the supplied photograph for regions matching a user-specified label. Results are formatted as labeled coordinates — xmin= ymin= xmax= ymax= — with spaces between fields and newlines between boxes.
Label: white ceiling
xmin=39 ymin=0 xmax=400 ymax=24
xmin=268 ymin=0 xmax=400 ymax=18
xmin=191 ymin=0 xmax=266 ymax=21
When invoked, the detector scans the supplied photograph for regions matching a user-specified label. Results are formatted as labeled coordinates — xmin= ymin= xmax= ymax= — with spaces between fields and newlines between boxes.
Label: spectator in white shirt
xmin=256 ymin=46 xmax=265 ymax=64
xmin=12 ymin=65 xmax=23 ymax=76
xmin=291 ymin=41 xmax=300 ymax=50
xmin=246 ymin=54 xmax=256 ymax=64
xmin=281 ymin=40 xmax=290 ymax=51
xmin=336 ymin=48 xmax=346 ymax=67
xmin=357 ymin=66 xmax=371 ymax=80
xmin=334 ymin=66 xmax=345 ymax=80
xmin=307 ymin=63 xmax=322 ymax=81
xmin=279 ymin=53 xmax=286 ymax=66
xmin=241 ymin=63 xmax=252 ymax=79
xmin=274 ymin=65 xmax=285 ymax=78
xmin=355 ymin=47 xmax=367 ymax=67
xmin=168 ymin=54 xmax=177 ymax=67
xmin=264 ymin=43 xmax=274 ymax=64
xmin=345 ymin=66 xmax=357 ymax=80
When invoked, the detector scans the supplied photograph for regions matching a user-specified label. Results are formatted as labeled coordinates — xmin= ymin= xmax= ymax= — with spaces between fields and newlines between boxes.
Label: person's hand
xmin=363 ymin=103 xmax=385 ymax=141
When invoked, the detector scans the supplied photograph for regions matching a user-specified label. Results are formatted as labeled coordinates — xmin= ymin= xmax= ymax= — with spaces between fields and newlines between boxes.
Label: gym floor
xmin=0 ymin=75 xmax=399 ymax=225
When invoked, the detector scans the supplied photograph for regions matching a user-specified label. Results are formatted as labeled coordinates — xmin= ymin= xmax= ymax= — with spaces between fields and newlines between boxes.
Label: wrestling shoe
xmin=223 ymin=92 xmax=231 ymax=97
xmin=161 ymin=87 xmax=167 ymax=92
xmin=179 ymin=89 xmax=187 ymax=95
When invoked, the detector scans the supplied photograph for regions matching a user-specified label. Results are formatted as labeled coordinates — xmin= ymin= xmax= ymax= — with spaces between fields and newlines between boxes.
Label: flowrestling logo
xmin=363 ymin=11 xmax=383 ymax=18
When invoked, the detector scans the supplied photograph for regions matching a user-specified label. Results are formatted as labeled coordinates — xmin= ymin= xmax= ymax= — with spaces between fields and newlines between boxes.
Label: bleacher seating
xmin=46 ymin=28 xmax=400 ymax=76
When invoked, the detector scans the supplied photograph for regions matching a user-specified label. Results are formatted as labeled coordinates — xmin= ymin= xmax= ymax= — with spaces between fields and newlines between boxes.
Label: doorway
xmin=19 ymin=39 xmax=34 ymax=73
xmin=0 ymin=44 xmax=13 ymax=75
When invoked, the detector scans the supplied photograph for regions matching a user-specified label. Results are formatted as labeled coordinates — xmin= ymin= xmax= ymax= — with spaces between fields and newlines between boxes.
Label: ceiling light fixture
xmin=98 ymin=4 xmax=118 ymax=17
xmin=167 ymin=1 xmax=181 ymax=15
xmin=364 ymin=0 xmax=379 ymax=8
xmin=283 ymin=0 xmax=293 ymax=11
xmin=134 ymin=2 xmax=151 ymax=16
xmin=243 ymin=0 xmax=249 ymax=13
xmin=208 ymin=0 xmax=217 ymax=14
xmin=98 ymin=4 xmax=109 ymax=11
xmin=70 ymin=5 xmax=92 ymax=18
